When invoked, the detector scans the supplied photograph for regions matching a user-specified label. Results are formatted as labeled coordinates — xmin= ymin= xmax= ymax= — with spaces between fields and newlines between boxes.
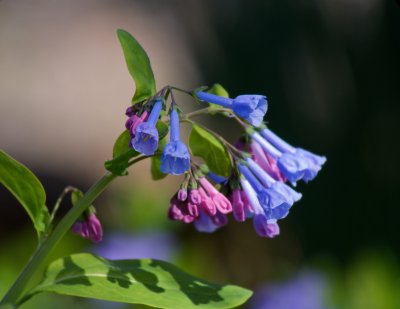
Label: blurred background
xmin=1 ymin=0 xmax=400 ymax=308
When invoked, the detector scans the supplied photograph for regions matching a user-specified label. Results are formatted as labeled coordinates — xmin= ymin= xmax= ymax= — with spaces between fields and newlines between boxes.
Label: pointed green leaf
xmin=117 ymin=29 xmax=157 ymax=104
xmin=105 ymin=130 xmax=139 ymax=176
xmin=0 ymin=150 xmax=49 ymax=238
xmin=31 ymin=253 xmax=252 ymax=309
xmin=189 ymin=125 xmax=232 ymax=177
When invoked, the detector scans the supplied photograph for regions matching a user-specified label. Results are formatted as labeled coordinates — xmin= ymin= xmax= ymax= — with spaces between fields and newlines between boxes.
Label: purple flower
xmin=240 ymin=177 xmax=278 ymax=238
xmin=132 ymin=100 xmax=163 ymax=156
xmin=239 ymin=163 xmax=301 ymax=220
xmin=196 ymin=91 xmax=268 ymax=127
xmin=160 ymin=108 xmax=190 ymax=175
xmin=260 ymin=128 xmax=327 ymax=184
xmin=253 ymin=215 xmax=280 ymax=238
xmin=72 ymin=213 xmax=103 ymax=243
xmin=251 ymin=270 xmax=329 ymax=309
xmin=194 ymin=211 xmax=227 ymax=233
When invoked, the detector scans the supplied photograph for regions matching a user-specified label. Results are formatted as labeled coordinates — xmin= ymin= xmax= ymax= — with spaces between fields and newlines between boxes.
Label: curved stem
xmin=48 ymin=186 xmax=79 ymax=228
xmin=0 ymin=172 xmax=117 ymax=307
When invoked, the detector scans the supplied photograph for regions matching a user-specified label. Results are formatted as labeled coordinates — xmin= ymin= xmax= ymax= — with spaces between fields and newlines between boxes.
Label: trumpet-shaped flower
xmin=196 ymin=91 xmax=268 ymax=127
xmin=260 ymin=128 xmax=327 ymax=183
xmin=239 ymin=162 xmax=301 ymax=220
xmin=160 ymin=108 xmax=190 ymax=175
xmin=240 ymin=177 xmax=279 ymax=238
xmin=132 ymin=100 xmax=163 ymax=156
xmin=250 ymin=140 xmax=286 ymax=182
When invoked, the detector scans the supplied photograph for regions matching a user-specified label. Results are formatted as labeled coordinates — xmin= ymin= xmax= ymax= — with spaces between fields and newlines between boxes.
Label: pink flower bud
xmin=212 ymin=193 xmax=232 ymax=214
xmin=231 ymin=189 xmax=245 ymax=222
xmin=87 ymin=214 xmax=103 ymax=243
xmin=188 ymin=189 xmax=202 ymax=205
xmin=168 ymin=197 xmax=184 ymax=221
xmin=183 ymin=215 xmax=195 ymax=224
xmin=199 ymin=177 xmax=232 ymax=214
xmin=130 ymin=110 xmax=149 ymax=137
xmin=187 ymin=202 xmax=199 ymax=217
xmin=198 ymin=187 xmax=216 ymax=215
xmin=72 ymin=214 xmax=103 ymax=243
xmin=177 ymin=188 xmax=188 ymax=201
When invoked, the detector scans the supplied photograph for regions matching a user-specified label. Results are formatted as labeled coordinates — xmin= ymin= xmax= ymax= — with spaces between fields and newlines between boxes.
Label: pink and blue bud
xmin=132 ymin=100 xmax=163 ymax=156
xmin=160 ymin=108 xmax=191 ymax=175
xmin=72 ymin=213 xmax=103 ymax=243
xmin=196 ymin=91 xmax=268 ymax=127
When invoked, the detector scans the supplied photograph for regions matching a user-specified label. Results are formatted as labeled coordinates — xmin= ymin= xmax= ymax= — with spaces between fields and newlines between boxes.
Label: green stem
xmin=48 ymin=186 xmax=78 ymax=228
xmin=0 ymin=172 xmax=117 ymax=307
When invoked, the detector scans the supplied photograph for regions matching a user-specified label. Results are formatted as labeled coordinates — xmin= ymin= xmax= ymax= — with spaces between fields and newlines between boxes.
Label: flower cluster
xmin=120 ymin=87 xmax=326 ymax=239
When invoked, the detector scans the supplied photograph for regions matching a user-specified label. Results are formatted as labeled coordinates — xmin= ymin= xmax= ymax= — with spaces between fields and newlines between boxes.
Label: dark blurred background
xmin=1 ymin=1 xmax=399 ymax=308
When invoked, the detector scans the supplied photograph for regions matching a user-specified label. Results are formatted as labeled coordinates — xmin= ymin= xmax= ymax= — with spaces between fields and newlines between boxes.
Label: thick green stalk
xmin=0 ymin=172 xmax=117 ymax=307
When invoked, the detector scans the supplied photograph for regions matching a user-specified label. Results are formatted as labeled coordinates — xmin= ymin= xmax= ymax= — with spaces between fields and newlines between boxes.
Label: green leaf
xmin=189 ymin=125 xmax=232 ymax=177
xmin=151 ymin=138 xmax=167 ymax=180
xmin=0 ymin=150 xmax=49 ymax=238
xmin=117 ymin=29 xmax=157 ymax=104
xmin=105 ymin=130 xmax=139 ymax=176
xmin=206 ymin=84 xmax=230 ymax=113
xmin=156 ymin=120 xmax=169 ymax=141
xmin=31 ymin=253 xmax=252 ymax=309
xmin=207 ymin=83 xmax=229 ymax=98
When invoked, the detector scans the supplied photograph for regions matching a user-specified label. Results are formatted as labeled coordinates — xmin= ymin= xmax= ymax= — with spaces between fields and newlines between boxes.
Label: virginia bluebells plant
xmin=117 ymin=84 xmax=325 ymax=239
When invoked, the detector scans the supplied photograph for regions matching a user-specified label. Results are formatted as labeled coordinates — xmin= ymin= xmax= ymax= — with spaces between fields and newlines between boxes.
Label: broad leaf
xmin=0 ymin=150 xmax=49 ymax=238
xmin=151 ymin=138 xmax=167 ymax=180
xmin=105 ymin=130 xmax=139 ymax=176
xmin=189 ymin=125 xmax=232 ymax=177
xmin=31 ymin=253 xmax=252 ymax=309
xmin=117 ymin=29 xmax=157 ymax=104
xmin=207 ymin=84 xmax=229 ymax=114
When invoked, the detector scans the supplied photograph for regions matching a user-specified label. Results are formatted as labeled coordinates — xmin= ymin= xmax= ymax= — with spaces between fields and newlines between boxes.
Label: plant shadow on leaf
xmin=55 ymin=256 xmax=90 ymax=286
xmin=34 ymin=254 xmax=244 ymax=308
xmin=106 ymin=260 xmax=165 ymax=293
xmin=148 ymin=260 xmax=223 ymax=305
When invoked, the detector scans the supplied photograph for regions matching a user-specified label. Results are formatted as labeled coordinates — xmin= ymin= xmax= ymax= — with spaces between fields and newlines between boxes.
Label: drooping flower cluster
xmin=115 ymin=87 xmax=326 ymax=239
